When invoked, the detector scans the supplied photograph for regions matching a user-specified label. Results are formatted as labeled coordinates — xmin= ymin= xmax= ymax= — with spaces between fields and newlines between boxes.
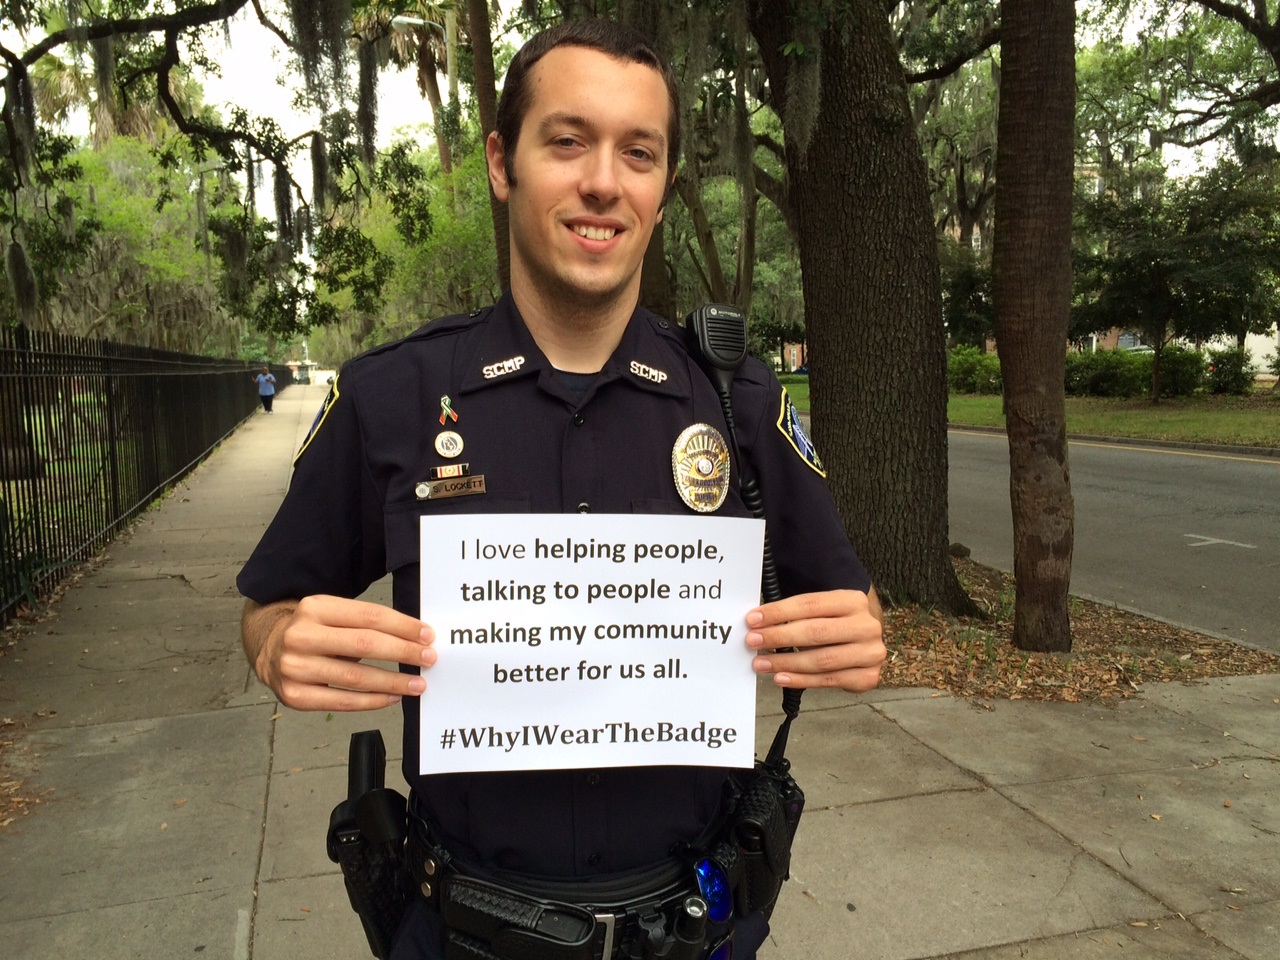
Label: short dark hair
xmin=495 ymin=19 xmax=681 ymax=190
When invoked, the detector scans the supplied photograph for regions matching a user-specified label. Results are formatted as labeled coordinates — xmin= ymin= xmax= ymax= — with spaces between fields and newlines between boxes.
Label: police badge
xmin=671 ymin=424 xmax=731 ymax=513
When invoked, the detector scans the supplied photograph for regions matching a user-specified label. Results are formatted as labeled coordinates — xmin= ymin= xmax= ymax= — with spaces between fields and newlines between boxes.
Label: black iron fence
xmin=1 ymin=326 xmax=292 ymax=623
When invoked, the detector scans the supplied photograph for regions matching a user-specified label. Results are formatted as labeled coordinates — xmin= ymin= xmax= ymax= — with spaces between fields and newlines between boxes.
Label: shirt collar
xmin=459 ymin=291 xmax=687 ymax=399
xmin=458 ymin=291 xmax=546 ymax=394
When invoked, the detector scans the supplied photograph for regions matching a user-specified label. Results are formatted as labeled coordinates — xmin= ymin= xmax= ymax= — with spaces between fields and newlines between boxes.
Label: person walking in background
xmin=254 ymin=366 xmax=276 ymax=414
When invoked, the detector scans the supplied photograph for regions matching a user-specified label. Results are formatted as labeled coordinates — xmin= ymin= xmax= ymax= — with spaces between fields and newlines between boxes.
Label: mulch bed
xmin=881 ymin=558 xmax=1280 ymax=702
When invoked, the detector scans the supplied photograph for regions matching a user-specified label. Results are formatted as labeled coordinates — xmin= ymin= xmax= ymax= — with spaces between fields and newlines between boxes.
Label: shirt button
xmin=659 ymin=321 xmax=669 ymax=329
xmin=577 ymin=502 xmax=590 ymax=513
xmin=586 ymin=773 xmax=600 ymax=786
xmin=587 ymin=853 xmax=602 ymax=867
xmin=573 ymin=413 xmax=585 ymax=426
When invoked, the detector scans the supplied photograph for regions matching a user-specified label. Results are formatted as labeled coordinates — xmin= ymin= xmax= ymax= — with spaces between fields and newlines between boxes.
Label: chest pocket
xmin=384 ymin=494 xmax=533 ymax=572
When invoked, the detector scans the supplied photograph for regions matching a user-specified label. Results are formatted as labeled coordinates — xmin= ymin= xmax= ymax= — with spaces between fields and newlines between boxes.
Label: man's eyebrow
xmin=536 ymin=111 xmax=667 ymax=150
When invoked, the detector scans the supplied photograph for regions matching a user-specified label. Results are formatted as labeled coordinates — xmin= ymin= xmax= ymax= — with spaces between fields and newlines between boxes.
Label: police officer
xmin=238 ymin=19 xmax=884 ymax=960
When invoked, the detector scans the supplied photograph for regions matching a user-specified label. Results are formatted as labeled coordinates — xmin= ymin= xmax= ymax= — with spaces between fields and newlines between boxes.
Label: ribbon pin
xmin=439 ymin=395 xmax=459 ymax=425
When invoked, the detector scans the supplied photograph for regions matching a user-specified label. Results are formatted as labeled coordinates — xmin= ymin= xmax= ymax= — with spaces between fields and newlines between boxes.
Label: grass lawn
xmin=777 ymin=374 xmax=809 ymax=410
xmin=948 ymin=391 xmax=1280 ymax=448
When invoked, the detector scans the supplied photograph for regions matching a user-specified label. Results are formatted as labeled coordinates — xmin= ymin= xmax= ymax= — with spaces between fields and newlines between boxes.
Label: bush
xmin=1207 ymin=347 xmax=1257 ymax=394
xmin=1159 ymin=345 xmax=1206 ymax=397
xmin=948 ymin=345 xmax=1002 ymax=394
xmin=1064 ymin=349 xmax=1148 ymax=397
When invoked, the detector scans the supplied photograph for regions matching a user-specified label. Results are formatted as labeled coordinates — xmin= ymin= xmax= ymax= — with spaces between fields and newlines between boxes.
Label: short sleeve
xmin=735 ymin=367 xmax=872 ymax=597
xmin=237 ymin=369 xmax=387 ymax=604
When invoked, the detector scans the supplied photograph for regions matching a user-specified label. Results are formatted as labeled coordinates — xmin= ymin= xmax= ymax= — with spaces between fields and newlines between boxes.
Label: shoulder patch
xmin=294 ymin=374 xmax=340 ymax=465
xmin=776 ymin=386 xmax=826 ymax=477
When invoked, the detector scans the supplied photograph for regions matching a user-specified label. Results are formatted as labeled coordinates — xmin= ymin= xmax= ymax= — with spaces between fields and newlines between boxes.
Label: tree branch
xmin=251 ymin=0 xmax=294 ymax=49
xmin=753 ymin=132 xmax=785 ymax=165
xmin=1190 ymin=0 xmax=1268 ymax=40
xmin=753 ymin=164 xmax=797 ymax=241
xmin=12 ymin=0 xmax=253 ymax=72
xmin=906 ymin=26 xmax=1001 ymax=84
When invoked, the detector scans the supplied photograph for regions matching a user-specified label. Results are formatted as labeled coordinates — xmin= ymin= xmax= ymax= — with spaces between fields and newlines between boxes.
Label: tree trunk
xmin=992 ymin=0 xmax=1076 ymax=652
xmin=749 ymin=1 xmax=975 ymax=613
xmin=640 ymin=221 xmax=674 ymax=320
xmin=675 ymin=173 xmax=731 ymax=303
xmin=1150 ymin=338 xmax=1163 ymax=402
xmin=416 ymin=43 xmax=454 ymax=179
xmin=466 ymin=0 xmax=510 ymax=290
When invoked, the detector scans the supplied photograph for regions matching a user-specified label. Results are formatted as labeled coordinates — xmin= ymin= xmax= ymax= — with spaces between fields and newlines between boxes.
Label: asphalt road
xmin=947 ymin=430 xmax=1280 ymax=655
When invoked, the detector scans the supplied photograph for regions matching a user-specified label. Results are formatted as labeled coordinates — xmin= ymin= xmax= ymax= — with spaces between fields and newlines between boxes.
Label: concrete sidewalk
xmin=0 ymin=382 xmax=1277 ymax=959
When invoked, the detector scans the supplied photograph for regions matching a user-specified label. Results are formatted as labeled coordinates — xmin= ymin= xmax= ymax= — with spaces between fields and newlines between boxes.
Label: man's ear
xmin=486 ymin=131 xmax=510 ymax=202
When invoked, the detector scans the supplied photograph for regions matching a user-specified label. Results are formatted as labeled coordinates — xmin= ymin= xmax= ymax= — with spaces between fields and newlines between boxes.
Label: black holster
xmin=327 ymin=730 xmax=412 ymax=959
xmin=721 ymin=759 xmax=805 ymax=921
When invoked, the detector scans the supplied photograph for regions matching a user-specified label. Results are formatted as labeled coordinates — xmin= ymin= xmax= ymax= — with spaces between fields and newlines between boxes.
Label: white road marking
xmin=1184 ymin=534 xmax=1258 ymax=549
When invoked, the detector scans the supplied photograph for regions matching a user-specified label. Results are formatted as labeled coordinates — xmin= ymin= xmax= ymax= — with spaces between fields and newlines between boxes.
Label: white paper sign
xmin=418 ymin=513 xmax=765 ymax=774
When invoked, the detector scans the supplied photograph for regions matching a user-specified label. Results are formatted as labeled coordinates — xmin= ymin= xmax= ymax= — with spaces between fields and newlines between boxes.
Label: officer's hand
xmin=242 ymin=595 xmax=436 ymax=711
xmin=745 ymin=588 xmax=885 ymax=692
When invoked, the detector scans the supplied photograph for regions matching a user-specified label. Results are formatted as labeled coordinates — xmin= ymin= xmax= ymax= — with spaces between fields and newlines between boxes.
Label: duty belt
xmin=407 ymin=809 xmax=731 ymax=960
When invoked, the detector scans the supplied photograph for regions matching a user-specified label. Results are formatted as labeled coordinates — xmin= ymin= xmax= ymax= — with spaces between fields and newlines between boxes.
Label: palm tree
xmin=992 ymin=0 xmax=1077 ymax=651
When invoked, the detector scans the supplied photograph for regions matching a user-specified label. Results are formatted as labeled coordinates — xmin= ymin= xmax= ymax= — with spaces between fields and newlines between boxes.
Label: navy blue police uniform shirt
xmin=238 ymin=291 xmax=870 ymax=880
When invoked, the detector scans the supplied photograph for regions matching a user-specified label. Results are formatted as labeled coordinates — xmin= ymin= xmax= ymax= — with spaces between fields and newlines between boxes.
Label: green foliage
xmin=1206 ymin=347 xmax=1257 ymax=394
xmin=1064 ymin=350 xmax=1150 ymax=398
xmin=939 ymin=238 xmax=993 ymax=347
xmin=1159 ymin=345 xmax=1206 ymax=397
xmin=309 ymin=141 xmax=497 ymax=363
xmin=0 ymin=133 xmax=101 ymax=326
xmin=947 ymin=345 xmax=1001 ymax=394
xmin=1073 ymin=157 xmax=1280 ymax=399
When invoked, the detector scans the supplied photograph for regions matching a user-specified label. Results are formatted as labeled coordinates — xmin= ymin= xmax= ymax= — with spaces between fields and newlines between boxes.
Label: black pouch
xmin=730 ymin=762 xmax=805 ymax=919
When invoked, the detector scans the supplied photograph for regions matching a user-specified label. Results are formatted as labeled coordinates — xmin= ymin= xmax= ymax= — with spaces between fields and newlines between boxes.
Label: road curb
xmin=948 ymin=423 xmax=1280 ymax=459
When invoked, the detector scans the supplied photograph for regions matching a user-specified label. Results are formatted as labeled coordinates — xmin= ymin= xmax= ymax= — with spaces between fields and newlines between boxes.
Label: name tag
xmin=416 ymin=475 xmax=487 ymax=500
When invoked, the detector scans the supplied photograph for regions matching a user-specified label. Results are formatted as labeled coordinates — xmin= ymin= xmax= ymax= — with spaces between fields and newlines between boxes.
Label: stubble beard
xmin=518 ymin=243 xmax=642 ymax=334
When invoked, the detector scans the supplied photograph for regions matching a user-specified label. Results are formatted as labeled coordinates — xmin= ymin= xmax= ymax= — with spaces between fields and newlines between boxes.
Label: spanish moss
xmin=90 ymin=35 xmax=115 ymax=109
xmin=783 ymin=21 xmax=822 ymax=162
xmin=311 ymin=132 xmax=329 ymax=216
xmin=55 ymin=194 xmax=76 ymax=240
xmin=245 ymin=144 xmax=256 ymax=213
xmin=320 ymin=0 xmax=354 ymax=94
xmin=357 ymin=37 xmax=378 ymax=169
xmin=5 ymin=66 xmax=37 ymax=184
xmin=226 ymin=229 xmax=249 ymax=302
xmin=273 ymin=164 xmax=293 ymax=247
xmin=5 ymin=239 xmax=39 ymax=323
xmin=289 ymin=0 xmax=325 ymax=101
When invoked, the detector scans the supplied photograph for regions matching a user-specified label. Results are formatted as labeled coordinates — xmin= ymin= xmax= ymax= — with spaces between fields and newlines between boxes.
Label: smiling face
xmin=487 ymin=45 xmax=672 ymax=325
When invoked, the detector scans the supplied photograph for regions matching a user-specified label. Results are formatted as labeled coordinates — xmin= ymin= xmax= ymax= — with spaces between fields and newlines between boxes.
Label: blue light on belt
xmin=694 ymin=857 xmax=733 ymax=924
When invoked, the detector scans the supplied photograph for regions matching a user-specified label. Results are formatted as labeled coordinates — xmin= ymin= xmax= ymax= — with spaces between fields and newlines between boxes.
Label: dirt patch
xmin=882 ymin=558 xmax=1280 ymax=702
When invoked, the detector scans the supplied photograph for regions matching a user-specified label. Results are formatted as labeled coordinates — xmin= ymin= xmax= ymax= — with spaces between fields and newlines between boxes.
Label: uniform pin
xmin=435 ymin=431 xmax=464 ymax=458
xmin=415 ymin=482 xmax=431 ymax=500
xmin=439 ymin=395 xmax=459 ymax=426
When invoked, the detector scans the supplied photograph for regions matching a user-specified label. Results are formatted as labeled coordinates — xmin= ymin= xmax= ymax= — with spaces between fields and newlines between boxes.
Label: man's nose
xmin=579 ymin=150 xmax=622 ymax=203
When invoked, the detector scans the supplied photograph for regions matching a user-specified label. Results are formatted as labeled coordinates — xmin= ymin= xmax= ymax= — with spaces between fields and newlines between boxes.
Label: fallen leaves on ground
xmin=881 ymin=559 xmax=1280 ymax=702
xmin=0 ymin=716 xmax=51 ymax=831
